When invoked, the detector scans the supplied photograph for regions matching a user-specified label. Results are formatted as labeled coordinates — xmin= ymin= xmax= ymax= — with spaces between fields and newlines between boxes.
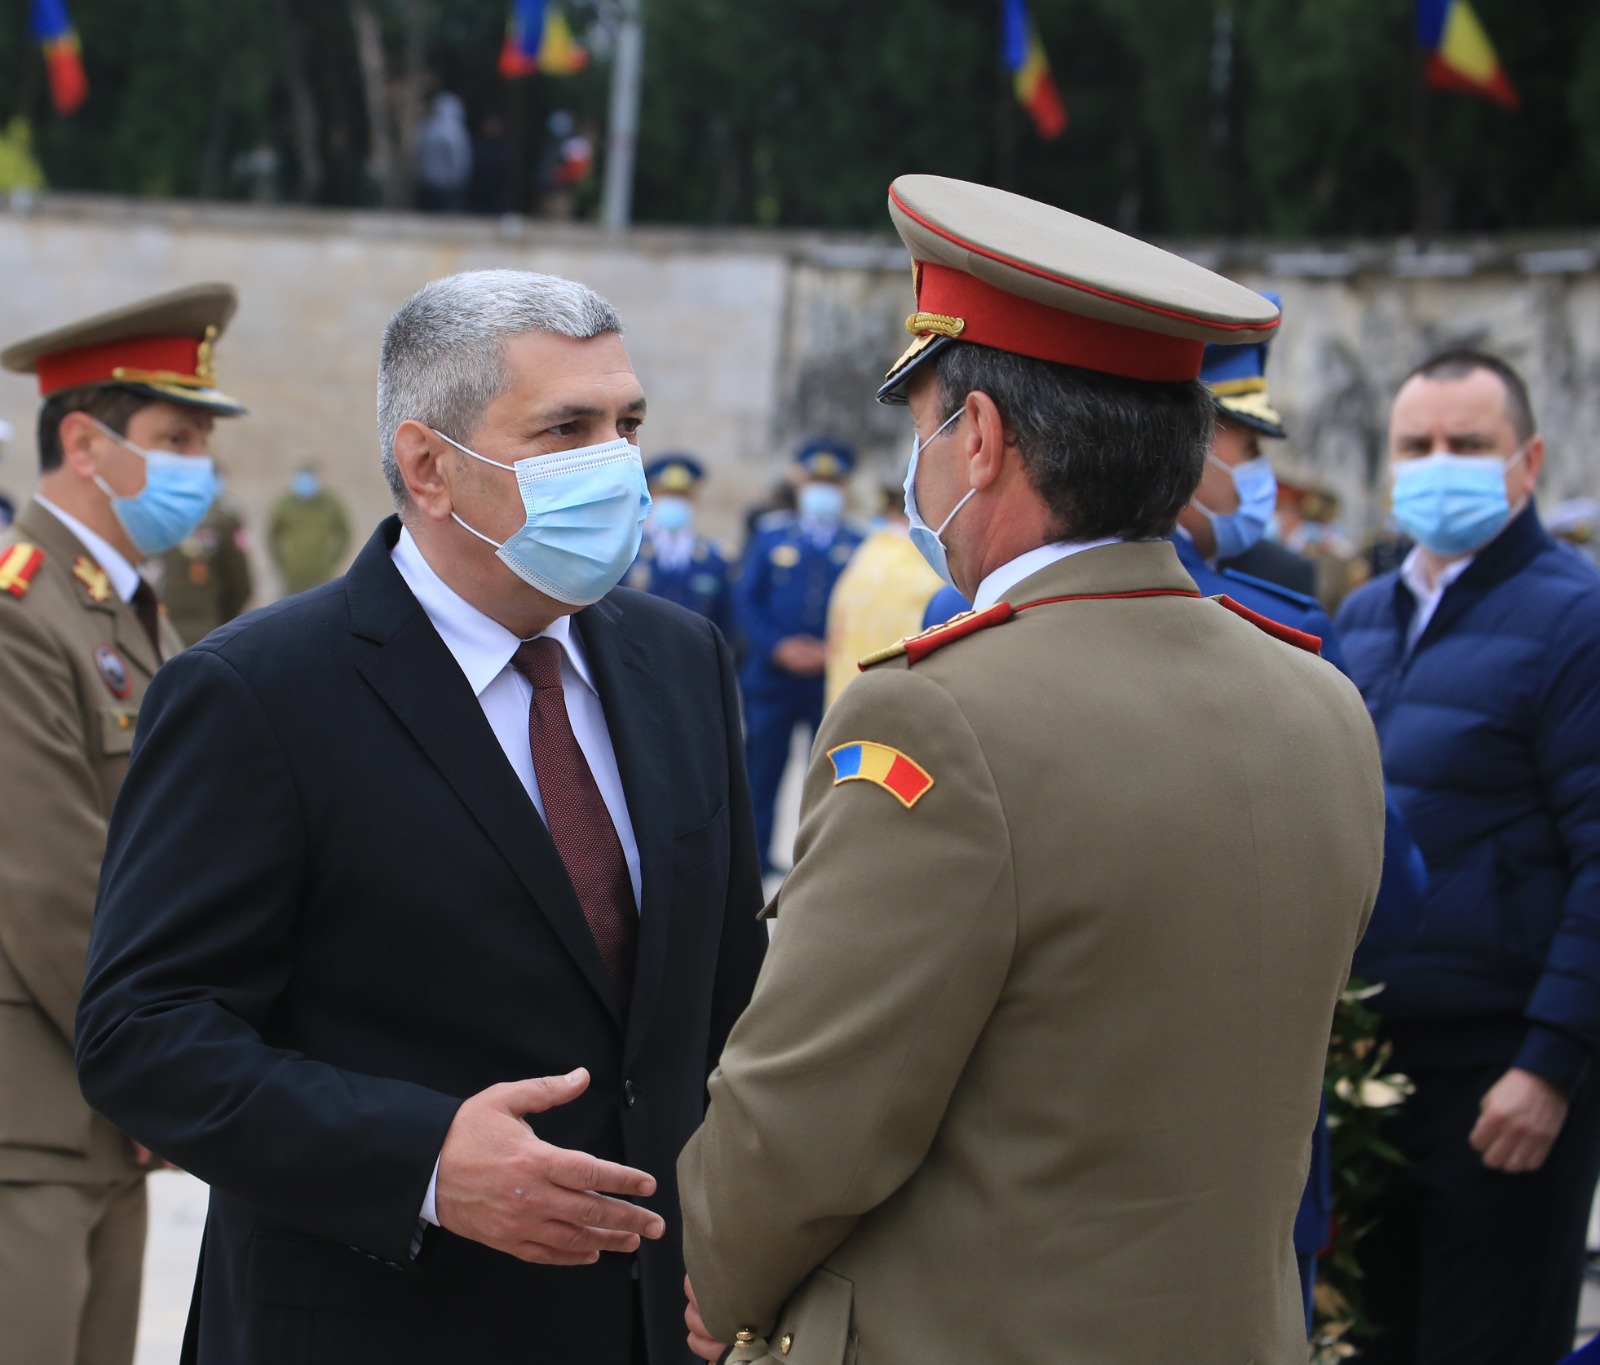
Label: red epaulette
xmin=858 ymin=602 xmax=1015 ymax=670
xmin=0 ymin=544 xmax=45 ymax=600
xmin=1214 ymin=595 xmax=1323 ymax=655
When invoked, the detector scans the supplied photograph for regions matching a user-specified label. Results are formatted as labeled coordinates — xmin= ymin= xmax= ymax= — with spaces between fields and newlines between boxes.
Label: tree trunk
xmin=389 ymin=0 xmax=430 ymax=210
xmin=272 ymin=0 xmax=323 ymax=203
xmin=349 ymin=0 xmax=395 ymax=203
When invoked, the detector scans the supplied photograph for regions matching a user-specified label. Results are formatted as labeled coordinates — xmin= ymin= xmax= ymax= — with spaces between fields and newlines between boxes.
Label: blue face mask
xmin=437 ymin=429 xmax=652 ymax=607
xmin=92 ymin=420 xmax=219 ymax=557
xmin=1391 ymin=450 xmax=1521 ymax=556
xmin=904 ymin=407 xmax=974 ymax=587
xmin=798 ymin=482 xmax=845 ymax=524
xmin=1197 ymin=454 xmax=1277 ymax=561
xmin=651 ymin=495 xmax=694 ymax=535
xmin=291 ymin=471 xmax=321 ymax=499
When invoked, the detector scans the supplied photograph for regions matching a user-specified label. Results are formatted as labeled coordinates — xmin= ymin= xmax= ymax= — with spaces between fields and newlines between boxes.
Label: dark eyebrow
xmin=533 ymin=395 xmax=648 ymax=427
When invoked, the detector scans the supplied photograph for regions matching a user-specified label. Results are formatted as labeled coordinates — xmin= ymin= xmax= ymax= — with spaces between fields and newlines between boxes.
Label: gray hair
xmin=934 ymin=342 xmax=1215 ymax=542
xmin=377 ymin=269 xmax=623 ymax=505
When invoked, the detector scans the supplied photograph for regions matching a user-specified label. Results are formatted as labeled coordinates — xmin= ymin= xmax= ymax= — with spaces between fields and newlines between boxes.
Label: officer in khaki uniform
xmin=0 ymin=284 xmax=244 ymax=1365
xmin=679 ymin=177 xmax=1386 ymax=1364
xmin=156 ymin=491 xmax=253 ymax=645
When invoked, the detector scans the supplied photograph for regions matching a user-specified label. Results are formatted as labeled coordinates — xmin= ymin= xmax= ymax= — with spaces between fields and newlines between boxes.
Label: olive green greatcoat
xmin=680 ymin=539 xmax=1385 ymax=1365
xmin=0 ymin=500 xmax=178 ymax=1186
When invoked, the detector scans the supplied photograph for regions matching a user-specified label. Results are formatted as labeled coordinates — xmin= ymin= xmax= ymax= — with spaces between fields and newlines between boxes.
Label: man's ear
xmin=1519 ymin=434 xmax=1546 ymax=499
xmin=56 ymin=411 xmax=105 ymax=479
xmin=394 ymin=420 xmax=452 ymax=521
xmin=966 ymin=390 xmax=1009 ymax=492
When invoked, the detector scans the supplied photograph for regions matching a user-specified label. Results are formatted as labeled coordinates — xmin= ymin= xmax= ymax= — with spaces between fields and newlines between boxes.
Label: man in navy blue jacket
xmin=1338 ymin=350 xmax=1600 ymax=1365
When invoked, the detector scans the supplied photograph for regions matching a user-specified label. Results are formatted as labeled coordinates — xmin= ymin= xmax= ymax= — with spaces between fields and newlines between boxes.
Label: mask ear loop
xmin=87 ymin=417 xmax=147 ymax=504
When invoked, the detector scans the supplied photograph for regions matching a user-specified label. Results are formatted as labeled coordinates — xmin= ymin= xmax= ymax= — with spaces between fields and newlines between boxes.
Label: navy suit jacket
xmin=77 ymin=517 xmax=767 ymax=1365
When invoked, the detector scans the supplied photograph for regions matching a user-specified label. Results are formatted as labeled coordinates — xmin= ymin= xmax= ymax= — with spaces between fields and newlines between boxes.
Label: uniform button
xmin=624 ymin=1079 xmax=638 ymax=1107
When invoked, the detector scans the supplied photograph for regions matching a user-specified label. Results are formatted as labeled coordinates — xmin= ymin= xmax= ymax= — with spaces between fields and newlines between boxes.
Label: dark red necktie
xmin=510 ymin=637 xmax=637 ymax=1002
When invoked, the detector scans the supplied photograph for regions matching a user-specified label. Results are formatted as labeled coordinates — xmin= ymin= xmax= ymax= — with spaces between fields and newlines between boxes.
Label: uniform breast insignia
xmin=858 ymin=602 xmax=1014 ymax=670
xmin=0 ymin=543 xmax=44 ymax=599
xmin=770 ymin=544 xmax=801 ymax=568
xmin=94 ymin=644 xmax=132 ymax=699
xmin=72 ymin=555 xmax=113 ymax=604
xmin=1214 ymin=595 xmax=1323 ymax=655
xmin=827 ymin=741 xmax=934 ymax=808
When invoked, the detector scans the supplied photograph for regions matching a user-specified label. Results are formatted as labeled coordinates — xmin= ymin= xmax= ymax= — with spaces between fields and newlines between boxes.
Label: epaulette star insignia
xmin=0 ymin=544 xmax=45 ymax=599
xmin=72 ymin=556 xmax=113 ymax=604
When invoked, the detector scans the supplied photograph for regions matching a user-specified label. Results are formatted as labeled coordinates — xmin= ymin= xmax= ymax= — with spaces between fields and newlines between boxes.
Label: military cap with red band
xmin=1 ymin=282 xmax=246 ymax=416
xmin=876 ymin=175 xmax=1280 ymax=404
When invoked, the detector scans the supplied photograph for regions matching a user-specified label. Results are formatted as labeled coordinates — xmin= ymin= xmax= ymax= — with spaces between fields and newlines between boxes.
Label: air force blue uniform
xmin=626 ymin=536 xmax=733 ymax=637
xmin=735 ymin=510 xmax=864 ymax=874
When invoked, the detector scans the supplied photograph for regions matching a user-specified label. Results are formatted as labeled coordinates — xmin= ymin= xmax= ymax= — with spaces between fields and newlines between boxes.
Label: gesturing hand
xmin=436 ymin=1068 xmax=665 ymax=1265
xmin=1469 ymin=1066 xmax=1568 ymax=1174
xmin=685 ymin=1275 xmax=728 ymax=1362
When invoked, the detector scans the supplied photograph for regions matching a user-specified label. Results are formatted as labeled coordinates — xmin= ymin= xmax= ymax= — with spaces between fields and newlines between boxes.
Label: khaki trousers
xmin=0 ymin=1179 xmax=146 ymax=1365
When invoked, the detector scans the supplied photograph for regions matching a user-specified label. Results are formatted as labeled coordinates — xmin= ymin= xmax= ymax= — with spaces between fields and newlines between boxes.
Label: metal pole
xmin=601 ymin=0 xmax=643 ymax=232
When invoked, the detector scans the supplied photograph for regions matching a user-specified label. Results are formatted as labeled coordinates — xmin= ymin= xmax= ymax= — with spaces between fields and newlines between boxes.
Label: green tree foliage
xmin=1 ymin=0 xmax=1597 ymax=235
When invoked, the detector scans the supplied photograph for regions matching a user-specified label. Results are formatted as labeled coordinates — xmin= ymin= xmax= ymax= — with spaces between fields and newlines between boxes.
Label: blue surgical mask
xmin=92 ymin=419 xmax=219 ymax=557
xmin=437 ymin=429 xmax=651 ymax=607
xmin=798 ymin=482 xmax=845 ymax=524
xmin=291 ymin=471 xmax=321 ymax=499
xmin=1391 ymin=449 xmax=1522 ymax=556
xmin=1197 ymin=454 xmax=1278 ymax=561
xmin=651 ymin=495 xmax=694 ymax=535
xmin=904 ymin=408 xmax=974 ymax=587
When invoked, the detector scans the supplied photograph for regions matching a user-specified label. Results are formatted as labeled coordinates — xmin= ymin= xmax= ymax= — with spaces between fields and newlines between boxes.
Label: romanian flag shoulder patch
xmin=0 ymin=543 xmax=45 ymax=600
xmin=827 ymin=741 xmax=934 ymax=809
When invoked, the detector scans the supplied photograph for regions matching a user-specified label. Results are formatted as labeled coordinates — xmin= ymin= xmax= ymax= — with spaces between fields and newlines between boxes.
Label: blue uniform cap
xmin=1200 ymin=290 xmax=1286 ymax=439
xmin=795 ymin=437 xmax=855 ymax=481
xmin=644 ymin=453 xmax=705 ymax=493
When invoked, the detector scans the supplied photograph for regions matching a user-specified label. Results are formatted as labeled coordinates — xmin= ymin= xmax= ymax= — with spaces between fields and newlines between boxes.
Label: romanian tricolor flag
xmin=30 ymin=0 xmax=88 ymax=116
xmin=1417 ymin=0 xmax=1518 ymax=110
xmin=499 ymin=0 xmax=589 ymax=79
xmin=1002 ymin=0 xmax=1067 ymax=140
xmin=827 ymin=741 xmax=935 ymax=810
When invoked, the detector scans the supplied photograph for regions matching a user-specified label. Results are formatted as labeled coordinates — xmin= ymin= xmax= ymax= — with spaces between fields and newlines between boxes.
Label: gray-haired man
xmin=76 ymin=270 xmax=767 ymax=1364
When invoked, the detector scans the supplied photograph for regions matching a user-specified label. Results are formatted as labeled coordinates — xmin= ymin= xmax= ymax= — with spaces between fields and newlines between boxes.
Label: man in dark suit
xmin=76 ymin=269 xmax=766 ymax=1364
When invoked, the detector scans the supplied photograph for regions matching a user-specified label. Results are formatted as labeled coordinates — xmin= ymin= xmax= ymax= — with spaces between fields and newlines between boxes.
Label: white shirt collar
xmin=972 ymin=538 xmax=1122 ymax=612
xmin=33 ymin=495 xmax=142 ymax=604
xmin=390 ymin=526 xmax=595 ymax=699
xmin=1400 ymin=544 xmax=1475 ymax=604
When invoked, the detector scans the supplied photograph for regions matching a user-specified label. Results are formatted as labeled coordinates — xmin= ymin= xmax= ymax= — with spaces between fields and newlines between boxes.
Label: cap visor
xmin=129 ymin=380 xmax=248 ymax=417
xmin=876 ymin=334 xmax=954 ymax=406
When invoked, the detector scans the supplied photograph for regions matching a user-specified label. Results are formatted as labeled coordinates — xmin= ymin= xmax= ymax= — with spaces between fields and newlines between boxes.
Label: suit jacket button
xmin=624 ymin=1079 xmax=638 ymax=1107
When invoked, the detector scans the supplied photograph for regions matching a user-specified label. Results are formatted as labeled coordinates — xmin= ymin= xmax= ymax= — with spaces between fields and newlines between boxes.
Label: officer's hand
xmin=435 ymin=1069 xmax=665 ymax=1264
xmin=684 ymin=1275 xmax=728 ymax=1362
xmin=772 ymin=636 xmax=826 ymax=676
xmin=1469 ymin=1067 xmax=1568 ymax=1174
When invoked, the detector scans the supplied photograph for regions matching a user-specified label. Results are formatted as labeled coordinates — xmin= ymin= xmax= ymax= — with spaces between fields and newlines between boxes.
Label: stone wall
xmin=2 ymin=194 xmax=1598 ymax=598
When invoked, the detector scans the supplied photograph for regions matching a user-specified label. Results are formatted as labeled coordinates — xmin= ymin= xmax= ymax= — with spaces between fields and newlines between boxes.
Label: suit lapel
xmin=347 ymin=521 xmax=622 ymax=1026
xmin=573 ymin=597 xmax=675 ymax=1065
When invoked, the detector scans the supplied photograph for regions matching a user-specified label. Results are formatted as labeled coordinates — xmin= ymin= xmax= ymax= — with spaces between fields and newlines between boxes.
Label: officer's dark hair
xmin=933 ymin=342 xmax=1214 ymax=541
xmin=1403 ymin=349 xmax=1535 ymax=444
xmin=36 ymin=386 xmax=152 ymax=474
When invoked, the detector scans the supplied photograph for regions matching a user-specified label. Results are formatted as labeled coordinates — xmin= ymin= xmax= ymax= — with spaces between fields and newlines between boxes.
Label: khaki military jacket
xmin=680 ymin=540 xmax=1385 ymax=1365
xmin=0 ymin=500 xmax=178 ymax=1183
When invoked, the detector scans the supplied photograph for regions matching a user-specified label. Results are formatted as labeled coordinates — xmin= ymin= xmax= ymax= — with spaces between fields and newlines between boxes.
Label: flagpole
xmin=601 ymin=0 xmax=643 ymax=232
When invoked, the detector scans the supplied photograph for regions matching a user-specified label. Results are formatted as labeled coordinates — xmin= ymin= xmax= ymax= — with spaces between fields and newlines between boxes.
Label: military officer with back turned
xmin=679 ymin=177 xmax=1386 ymax=1365
xmin=0 ymin=284 xmax=244 ymax=1365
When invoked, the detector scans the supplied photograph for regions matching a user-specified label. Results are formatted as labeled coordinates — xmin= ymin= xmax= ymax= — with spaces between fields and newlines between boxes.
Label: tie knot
xmin=511 ymin=635 xmax=564 ymax=690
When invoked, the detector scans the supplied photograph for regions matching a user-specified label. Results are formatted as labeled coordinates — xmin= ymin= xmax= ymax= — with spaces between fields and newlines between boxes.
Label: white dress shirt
xmin=390 ymin=527 xmax=642 ymax=1234
xmin=972 ymin=538 xmax=1122 ymax=612
xmin=34 ymin=496 xmax=142 ymax=603
xmin=1400 ymin=545 xmax=1474 ymax=652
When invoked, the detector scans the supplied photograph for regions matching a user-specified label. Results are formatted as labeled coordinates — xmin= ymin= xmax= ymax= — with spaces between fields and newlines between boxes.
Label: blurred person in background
xmin=734 ymin=439 xmax=862 ymax=876
xmin=0 ymin=284 xmax=244 ymax=1365
xmin=1337 ymin=350 xmax=1600 ymax=1365
xmin=823 ymin=481 xmax=943 ymax=705
xmin=415 ymin=90 xmax=473 ymax=214
xmin=269 ymin=461 xmax=351 ymax=594
xmin=0 ymin=416 xmax=15 ymax=530
xmin=626 ymin=454 xmax=733 ymax=638
xmin=1545 ymin=496 xmax=1600 ymax=566
xmin=155 ymin=467 xmax=253 ymax=645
